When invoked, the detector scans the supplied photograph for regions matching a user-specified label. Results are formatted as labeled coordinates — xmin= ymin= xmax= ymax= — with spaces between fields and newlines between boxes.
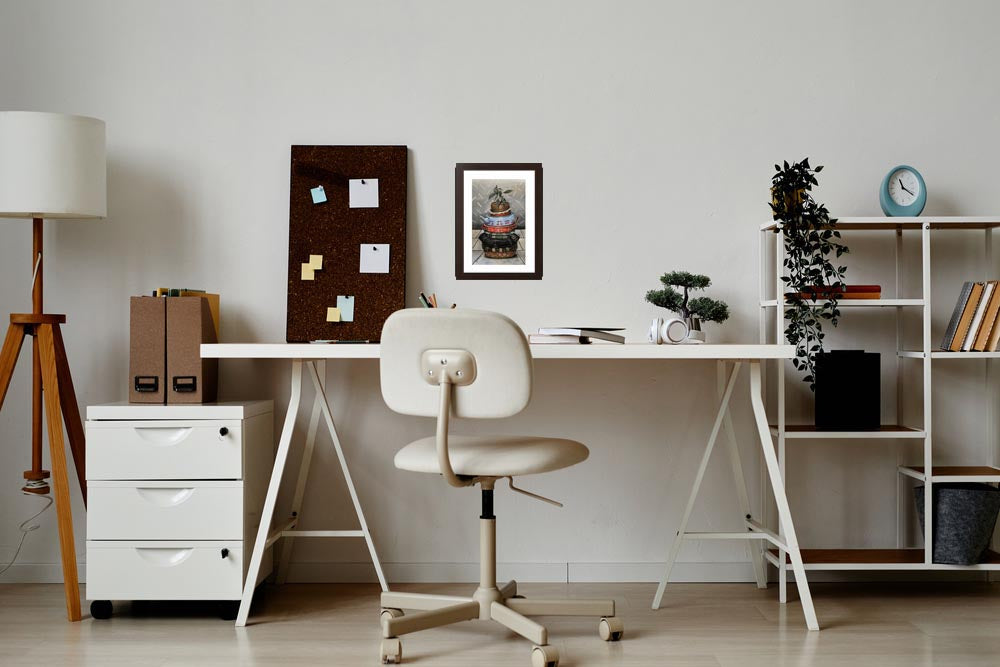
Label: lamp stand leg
xmin=37 ymin=323 xmax=81 ymax=622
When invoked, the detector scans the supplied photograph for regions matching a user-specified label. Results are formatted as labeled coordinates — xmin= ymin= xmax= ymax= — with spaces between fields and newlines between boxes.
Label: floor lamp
xmin=0 ymin=112 xmax=106 ymax=621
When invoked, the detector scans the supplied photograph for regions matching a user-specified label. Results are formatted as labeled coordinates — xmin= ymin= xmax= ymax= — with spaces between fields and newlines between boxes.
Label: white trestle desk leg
xmin=719 ymin=362 xmax=768 ymax=589
xmin=307 ymin=362 xmax=389 ymax=592
xmin=748 ymin=361 xmax=819 ymax=631
xmin=237 ymin=359 xmax=304 ymax=627
xmin=652 ymin=361 xmax=742 ymax=610
xmin=276 ymin=359 xmax=325 ymax=584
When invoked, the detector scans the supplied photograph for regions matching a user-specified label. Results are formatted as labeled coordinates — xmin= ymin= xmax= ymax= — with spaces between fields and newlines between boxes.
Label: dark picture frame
xmin=455 ymin=163 xmax=543 ymax=280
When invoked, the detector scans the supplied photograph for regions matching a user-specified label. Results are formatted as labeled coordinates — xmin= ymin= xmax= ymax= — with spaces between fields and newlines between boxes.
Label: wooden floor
xmin=3 ymin=581 xmax=1000 ymax=665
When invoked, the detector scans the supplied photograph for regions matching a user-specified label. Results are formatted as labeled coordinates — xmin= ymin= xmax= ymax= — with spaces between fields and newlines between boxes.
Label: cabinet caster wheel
xmin=218 ymin=601 xmax=240 ymax=621
xmin=531 ymin=644 xmax=559 ymax=667
xmin=599 ymin=616 xmax=624 ymax=641
xmin=380 ymin=638 xmax=402 ymax=664
xmin=90 ymin=600 xmax=113 ymax=620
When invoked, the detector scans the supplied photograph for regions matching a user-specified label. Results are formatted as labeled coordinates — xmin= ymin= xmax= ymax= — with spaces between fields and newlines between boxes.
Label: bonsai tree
xmin=645 ymin=271 xmax=730 ymax=323
xmin=488 ymin=185 xmax=512 ymax=212
xmin=769 ymin=158 xmax=849 ymax=390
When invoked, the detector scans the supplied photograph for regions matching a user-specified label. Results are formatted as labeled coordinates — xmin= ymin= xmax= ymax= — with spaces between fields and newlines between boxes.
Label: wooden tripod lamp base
xmin=0 ymin=313 xmax=87 ymax=622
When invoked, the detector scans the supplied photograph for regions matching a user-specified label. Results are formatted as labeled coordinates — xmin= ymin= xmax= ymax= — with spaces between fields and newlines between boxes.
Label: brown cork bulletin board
xmin=285 ymin=145 xmax=407 ymax=342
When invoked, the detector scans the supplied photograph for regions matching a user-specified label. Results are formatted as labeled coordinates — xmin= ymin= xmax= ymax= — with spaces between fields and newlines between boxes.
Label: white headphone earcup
xmin=662 ymin=318 xmax=689 ymax=344
xmin=648 ymin=318 xmax=663 ymax=344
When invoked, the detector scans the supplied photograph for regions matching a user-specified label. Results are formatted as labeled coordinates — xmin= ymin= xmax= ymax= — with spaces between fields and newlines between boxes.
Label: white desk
xmin=202 ymin=342 xmax=819 ymax=631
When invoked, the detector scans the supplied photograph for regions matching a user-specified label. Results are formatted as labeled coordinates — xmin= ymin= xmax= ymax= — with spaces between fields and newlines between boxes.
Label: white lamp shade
xmin=0 ymin=111 xmax=106 ymax=219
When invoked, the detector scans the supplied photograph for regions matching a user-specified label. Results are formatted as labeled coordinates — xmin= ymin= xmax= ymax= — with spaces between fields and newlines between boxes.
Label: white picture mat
xmin=463 ymin=170 xmax=536 ymax=274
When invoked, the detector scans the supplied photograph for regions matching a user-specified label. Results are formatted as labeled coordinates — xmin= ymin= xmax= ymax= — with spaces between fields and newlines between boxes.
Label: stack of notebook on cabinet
xmin=529 ymin=328 xmax=625 ymax=344
xmin=941 ymin=281 xmax=1000 ymax=351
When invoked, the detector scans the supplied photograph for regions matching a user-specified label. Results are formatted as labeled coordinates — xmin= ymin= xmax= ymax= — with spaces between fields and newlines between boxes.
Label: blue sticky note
xmin=337 ymin=295 xmax=355 ymax=322
xmin=310 ymin=185 xmax=327 ymax=204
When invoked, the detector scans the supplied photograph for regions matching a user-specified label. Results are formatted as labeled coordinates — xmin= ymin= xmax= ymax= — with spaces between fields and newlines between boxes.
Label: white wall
xmin=1 ymin=0 xmax=998 ymax=583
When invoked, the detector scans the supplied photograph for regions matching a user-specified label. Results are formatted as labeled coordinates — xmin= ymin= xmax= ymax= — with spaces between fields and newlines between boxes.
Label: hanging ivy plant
xmin=769 ymin=158 xmax=849 ymax=391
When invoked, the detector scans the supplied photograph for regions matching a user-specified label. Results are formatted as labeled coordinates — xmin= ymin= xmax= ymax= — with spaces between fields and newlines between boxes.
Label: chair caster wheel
xmin=380 ymin=607 xmax=404 ymax=627
xmin=380 ymin=637 xmax=402 ymax=664
xmin=531 ymin=644 xmax=559 ymax=667
xmin=599 ymin=616 xmax=624 ymax=641
xmin=90 ymin=600 xmax=112 ymax=620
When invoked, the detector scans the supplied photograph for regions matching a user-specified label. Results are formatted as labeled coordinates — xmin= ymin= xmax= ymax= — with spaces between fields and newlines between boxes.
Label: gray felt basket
xmin=915 ymin=483 xmax=1000 ymax=565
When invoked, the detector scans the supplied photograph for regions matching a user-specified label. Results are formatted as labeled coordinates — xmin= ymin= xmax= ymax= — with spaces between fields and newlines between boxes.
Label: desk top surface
xmin=202 ymin=343 xmax=793 ymax=360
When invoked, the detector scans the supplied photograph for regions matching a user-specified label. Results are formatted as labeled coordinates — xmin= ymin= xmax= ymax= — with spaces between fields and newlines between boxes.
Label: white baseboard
xmin=0 ymin=561 xmax=989 ymax=585
xmin=0 ymin=563 xmax=87 ymax=584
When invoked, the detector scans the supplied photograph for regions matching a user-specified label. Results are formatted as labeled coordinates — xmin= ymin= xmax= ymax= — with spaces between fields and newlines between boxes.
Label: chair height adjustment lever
xmin=505 ymin=477 xmax=563 ymax=508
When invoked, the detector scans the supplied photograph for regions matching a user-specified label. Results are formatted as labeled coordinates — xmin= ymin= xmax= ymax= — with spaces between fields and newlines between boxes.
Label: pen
xmin=430 ymin=293 xmax=438 ymax=308
xmin=418 ymin=292 xmax=430 ymax=308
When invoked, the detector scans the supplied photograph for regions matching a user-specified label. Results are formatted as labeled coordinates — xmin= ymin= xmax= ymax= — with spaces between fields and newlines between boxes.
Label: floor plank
xmin=1 ymin=582 xmax=1000 ymax=665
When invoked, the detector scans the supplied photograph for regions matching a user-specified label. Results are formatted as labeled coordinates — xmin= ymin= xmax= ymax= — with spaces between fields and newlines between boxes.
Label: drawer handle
xmin=134 ymin=547 xmax=194 ymax=567
xmin=132 ymin=427 xmax=193 ymax=446
xmin=135 ymin=487 xmax=195 ymax=507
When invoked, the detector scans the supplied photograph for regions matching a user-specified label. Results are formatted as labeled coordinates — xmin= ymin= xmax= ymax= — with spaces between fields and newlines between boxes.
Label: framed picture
xmin=455 ymin=163 xmax=542 ymax=280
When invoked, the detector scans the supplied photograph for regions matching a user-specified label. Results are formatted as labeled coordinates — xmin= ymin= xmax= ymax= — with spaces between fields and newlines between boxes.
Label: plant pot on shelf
xmin=915 ymin=483 xmax=1000 ymax=565
xmin=813 ymin=350 xmax=880 ymax=430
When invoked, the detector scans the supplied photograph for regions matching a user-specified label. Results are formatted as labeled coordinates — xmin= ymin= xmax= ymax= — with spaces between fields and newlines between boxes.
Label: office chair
xmin=377 ymin=308 xmax=623 ymax=667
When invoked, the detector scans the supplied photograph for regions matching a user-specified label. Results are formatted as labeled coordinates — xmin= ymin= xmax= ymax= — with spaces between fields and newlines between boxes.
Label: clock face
xmin=887 ymin=168 xmax=921 ymax=206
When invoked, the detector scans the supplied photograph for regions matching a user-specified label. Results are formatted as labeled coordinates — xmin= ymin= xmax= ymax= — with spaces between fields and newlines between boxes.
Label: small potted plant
xmin=646 ymin=271 xmax=729 ymax=343
xmin=488 ymin=185 xmax=512 ymax=213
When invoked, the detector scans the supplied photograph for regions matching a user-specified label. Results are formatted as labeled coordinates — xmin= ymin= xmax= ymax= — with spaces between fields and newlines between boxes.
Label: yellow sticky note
xmin=301 ymin=254 xmax=324 ymax=280
xmin=326 ymin=307 xmax=341 ymax=322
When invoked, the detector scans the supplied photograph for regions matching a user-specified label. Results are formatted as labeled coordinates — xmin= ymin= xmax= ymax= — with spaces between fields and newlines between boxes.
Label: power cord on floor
xmin=0 ymin=488 xmax=54 ymax=578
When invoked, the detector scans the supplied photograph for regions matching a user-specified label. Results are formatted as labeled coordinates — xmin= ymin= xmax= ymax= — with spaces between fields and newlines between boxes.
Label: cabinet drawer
xmin=86 ymin=420 xmax=242 ymax=480
xmin=86 ymin=541 xmax=243 ymax=601
xmin=88 ymin=481 xmax=243 ymax=540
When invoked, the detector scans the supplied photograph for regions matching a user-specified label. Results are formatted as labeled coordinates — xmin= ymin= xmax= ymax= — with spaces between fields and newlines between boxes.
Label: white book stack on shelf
xmin=530 ymin=327 xmax=625 ymax=345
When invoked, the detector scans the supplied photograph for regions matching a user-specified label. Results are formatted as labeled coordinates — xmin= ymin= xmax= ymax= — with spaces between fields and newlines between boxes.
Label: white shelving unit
xmin=758 ymin=216 xmax=1000 ymax=582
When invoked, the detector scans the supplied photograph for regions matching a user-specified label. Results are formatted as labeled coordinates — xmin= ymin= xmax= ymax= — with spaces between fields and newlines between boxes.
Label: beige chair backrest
xmin=380 ymin=308 xmax=532 ymax=419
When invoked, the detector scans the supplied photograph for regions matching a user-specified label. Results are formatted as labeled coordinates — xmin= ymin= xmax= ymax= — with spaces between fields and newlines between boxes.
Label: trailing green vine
xmin=770 ymin=159 xmax=849 ymax=390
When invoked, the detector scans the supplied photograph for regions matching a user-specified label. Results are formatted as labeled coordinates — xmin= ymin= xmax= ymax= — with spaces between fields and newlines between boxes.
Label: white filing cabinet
xmin=85 ymin=401 xmax=274 ymax=619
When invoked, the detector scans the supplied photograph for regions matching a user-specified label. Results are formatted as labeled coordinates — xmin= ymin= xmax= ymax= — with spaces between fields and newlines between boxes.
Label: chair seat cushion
xmin=394 ymin=435 xmax=589 ymax=477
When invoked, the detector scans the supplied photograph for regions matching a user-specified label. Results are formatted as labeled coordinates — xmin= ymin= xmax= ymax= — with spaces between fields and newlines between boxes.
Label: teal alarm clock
xmin=880 ymin=165 xmax=926 ymax=216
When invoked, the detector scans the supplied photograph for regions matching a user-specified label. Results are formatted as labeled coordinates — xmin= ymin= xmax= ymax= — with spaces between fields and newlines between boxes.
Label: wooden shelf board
xmin=760 ymin=216 xmax=1000 ymax=232
xmin=900 ymin=465 xmax=1000 ymax=482
xmin=771 ymin=425 xmax=925 ymax=439
xmin=900 ymin=350 xmax=1000 ymax=359
xmin=767 ymin=548 xmax=1000 ymax=570
xmin=761 ymin=299 xmax=923 ymax=308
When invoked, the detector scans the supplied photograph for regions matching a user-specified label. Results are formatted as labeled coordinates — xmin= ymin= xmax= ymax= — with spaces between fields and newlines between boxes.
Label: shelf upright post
xmin=774 ymin=226 xmax=788 ymax=601
xmin=895 ymin=226 xmax=904 ymax=549
xmin=921 ymin=223 xmax=933 ymax=565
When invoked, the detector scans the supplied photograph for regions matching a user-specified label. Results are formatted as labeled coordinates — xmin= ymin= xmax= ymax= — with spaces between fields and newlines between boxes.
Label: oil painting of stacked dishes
xmin=455 ymin=163 xmax=542 ymax=280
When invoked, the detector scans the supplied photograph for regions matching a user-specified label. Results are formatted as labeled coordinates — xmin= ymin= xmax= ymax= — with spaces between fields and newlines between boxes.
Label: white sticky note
xmin=337 ymin=295 xmax=355 ymax=322
xmin=349 ymin=179 xmax=379 ymax=208
xmin=360 ymin=244 xmax=390 ymax=273
xmin=311 ymin=185 xmax=327 ymax=204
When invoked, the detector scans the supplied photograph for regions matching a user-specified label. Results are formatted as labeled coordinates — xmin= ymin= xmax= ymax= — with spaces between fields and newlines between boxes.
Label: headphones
xmin=648 ymin=317 xmax=706 ymax=345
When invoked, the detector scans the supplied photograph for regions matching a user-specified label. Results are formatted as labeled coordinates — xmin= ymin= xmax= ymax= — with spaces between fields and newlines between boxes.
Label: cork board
xmin=285 ymin=145 xmax=407 ymax=342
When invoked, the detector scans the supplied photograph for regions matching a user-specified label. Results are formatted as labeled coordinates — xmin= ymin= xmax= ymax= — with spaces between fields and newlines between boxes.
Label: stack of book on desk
xmin=788 ymin=284 xmax=882 ymax=300
xmin=941 ymin=281 xmax=1000 ymax=351
xmin=529 ymin=328 xmax=625 ymax=345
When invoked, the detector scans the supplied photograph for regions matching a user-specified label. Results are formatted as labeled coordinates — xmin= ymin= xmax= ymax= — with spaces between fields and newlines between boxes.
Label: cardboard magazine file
xmin=129 ymin=296 xmax=167 ymax=403
xmin=166 ymin=296 xmax=219 ymax=404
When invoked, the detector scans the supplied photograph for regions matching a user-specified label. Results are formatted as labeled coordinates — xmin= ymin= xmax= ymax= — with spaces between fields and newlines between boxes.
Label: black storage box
xmin=814 ymin=350 xmax=880 ymax=430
